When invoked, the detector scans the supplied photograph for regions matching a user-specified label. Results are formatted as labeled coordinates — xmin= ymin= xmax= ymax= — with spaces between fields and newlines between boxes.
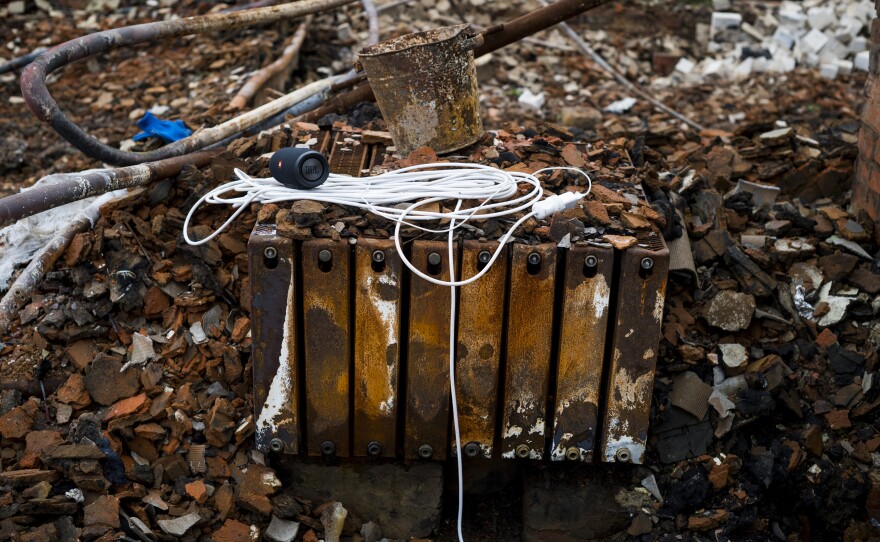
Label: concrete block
xmin=521 ymin=464 xmax=650 ymax=542
xmin=851 ymin=36 xmax=869 ymax=53
xmin=675 ymin=57 xmax=696 ymax=74
xmin=819 ymin=38 xmax=851 ymax=64
xmin=712 ymin=0 xmax=731 ymax=11
xmin=701 ymin=58 xmax=726 ymax=77
xmin=711 ymin=11 xmax=742 ymax=30
xmin=7 ymin=1 xmax=25 ymax=14
xmin=800 ymin=28 xmax=830 ymax=54
xmin=837 ymin=15 xmax=864 ymax=40
xmin=855 ymin=50 xmax=870 ymax=71
xmin=733 ymin=57 xmax=754 ymax=78
xmin=819 ymin=63 xmax=839 ymax=80
xmin=807 ymin=6 xmax=835 ymax=30
xmin=778 ymin=2 xmax=807 ymax=27
xmin=773 ymin=26 xmax=797 ymax=49
xmin=835 ymin=59 xmax=854 ymax=76
xmin=275 ymin=460 xmax=443 ymax=539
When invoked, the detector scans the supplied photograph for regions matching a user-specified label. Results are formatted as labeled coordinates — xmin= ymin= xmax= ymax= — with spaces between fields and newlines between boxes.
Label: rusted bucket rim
xmin=358 ymin=23 xmax=479 ymax=57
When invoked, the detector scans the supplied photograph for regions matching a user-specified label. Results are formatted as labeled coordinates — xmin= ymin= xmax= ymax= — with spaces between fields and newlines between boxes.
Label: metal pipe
xmin=0 ymin=48 xmax=48 ymax=76
xmin=0 ymin=150 xmax=217 ymax=230
xmin=300 ymin=0 xmax=613 ymax=121
xmin=20 ymin=0 xmax=358 ymax=166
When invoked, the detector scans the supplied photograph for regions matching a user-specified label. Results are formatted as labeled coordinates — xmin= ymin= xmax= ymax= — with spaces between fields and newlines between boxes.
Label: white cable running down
xmin=183 ymin=161 xmax=591 ymax=542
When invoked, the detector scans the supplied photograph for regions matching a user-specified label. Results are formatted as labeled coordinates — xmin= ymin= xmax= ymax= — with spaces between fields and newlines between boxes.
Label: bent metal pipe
xmin=19 ymin=0 xmax=357 ymax=166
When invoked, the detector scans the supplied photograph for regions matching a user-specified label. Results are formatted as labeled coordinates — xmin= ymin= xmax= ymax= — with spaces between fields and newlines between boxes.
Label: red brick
xmin=860 ymin=125 xmax=877 ymax=158
xmin=815 ymin=328 xmax=838 ymax=348
xmin=103 ymin=393 xmax=148 ymax=422
xmin=857 ymin=157 xmax=870 ymax=184
xmin=869 ymin=166 xmax=880 ymax=194
xmin=864 ymin=102 xmax=880 ymax=133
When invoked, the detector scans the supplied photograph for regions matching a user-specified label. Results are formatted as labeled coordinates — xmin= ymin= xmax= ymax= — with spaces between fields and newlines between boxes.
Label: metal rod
xmin=0 ymin=48 xmax=47 ymax=76
xmin=0 ymin=150 xmax=217 ymax=230
xmin=19 ymin=0 xmax=357 ymax=166
xmin=549 ymin=15 xmax=706 ymax=131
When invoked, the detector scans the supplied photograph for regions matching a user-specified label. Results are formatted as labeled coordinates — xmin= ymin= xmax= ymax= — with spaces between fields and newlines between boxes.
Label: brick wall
xmin=854 ymin=3 xmax=880 ymax=230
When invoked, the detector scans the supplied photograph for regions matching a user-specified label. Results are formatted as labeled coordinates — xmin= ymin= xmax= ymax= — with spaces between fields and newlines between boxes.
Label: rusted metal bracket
xmin=250 ymin=225 xmax=300 ymax=454
xmin=501 ymin=243 xmax=556 ymax=460
xmin=302 ymin=239 xmax=352 ymax=457
xmin=456 ymin=240 xmax=507 ymax=459
xmin=404 ymin=241 xmax=456 ymax=461
xmin=353 ymin=238 xmax=402 ymax=458
xmin=600 ymin=232 xmax=669 ymax=464
xmin=550 ymin=244 xmax=612 ymax=462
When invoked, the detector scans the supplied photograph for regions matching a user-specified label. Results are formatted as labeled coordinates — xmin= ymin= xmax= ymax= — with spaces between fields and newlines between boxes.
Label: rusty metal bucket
xmin=356 ymin=24 xmax=484 ymax=156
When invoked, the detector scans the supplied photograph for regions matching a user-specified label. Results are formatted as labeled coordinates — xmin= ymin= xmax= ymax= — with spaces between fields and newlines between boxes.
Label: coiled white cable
xmin=183 ymin=162 xmax=591 ymax=542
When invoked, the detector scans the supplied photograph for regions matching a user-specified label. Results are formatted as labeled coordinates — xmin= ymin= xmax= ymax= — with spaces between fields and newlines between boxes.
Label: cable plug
xmin=531 ymin=191 xmax=585 ymax=219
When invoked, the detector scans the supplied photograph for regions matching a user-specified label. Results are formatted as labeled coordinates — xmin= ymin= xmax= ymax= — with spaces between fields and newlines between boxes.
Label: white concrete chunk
xmin=807 ymin=6 xmax=835 ymax=30
xmin=800 ymin=28 xmax=829 ymax=53
xmin=855 ymin=50 xmax=870 ymax=71
xmin=819 ymin=63 xmax=839 ymax=79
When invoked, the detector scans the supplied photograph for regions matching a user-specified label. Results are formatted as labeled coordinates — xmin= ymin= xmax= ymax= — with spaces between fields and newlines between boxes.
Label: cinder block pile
xmin=672 ymin=0 xmax=876 ymax=80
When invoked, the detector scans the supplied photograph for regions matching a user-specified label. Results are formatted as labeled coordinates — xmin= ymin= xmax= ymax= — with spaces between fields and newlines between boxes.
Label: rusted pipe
xmin=0 ymin=48 xmax=47 ymax=76
xmin=20 ymin=0 xmax=357 ymax=166
xmin=0 ymin=150 xmax=217 ymax=231
xmin=300 ymin=0 xmax=613 ymax=121
xmin=473 ymin=0 xmax=610 ymax=56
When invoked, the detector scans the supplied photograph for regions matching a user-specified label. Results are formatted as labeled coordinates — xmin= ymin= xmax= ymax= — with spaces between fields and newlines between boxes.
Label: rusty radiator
xmin=249 ymin=229 xmax=668 ymax=464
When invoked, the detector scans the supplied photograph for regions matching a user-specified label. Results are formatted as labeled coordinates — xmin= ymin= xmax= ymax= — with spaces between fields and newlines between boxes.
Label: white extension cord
xmin=184 ymin=162 xmax=591 ymax=542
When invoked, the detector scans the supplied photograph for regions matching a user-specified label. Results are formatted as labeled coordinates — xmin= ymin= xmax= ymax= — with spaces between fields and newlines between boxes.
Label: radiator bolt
xmin=584 ymin=254 xmax=598 ymax=268
xmin=464 ymin=442 xmax=481 ymax=458
xmin=478 ymin=251 xmax=491 ymax=265
xmin=565 ymin=447 xmax=581 ymax=461
xmin=640 ymin=257 xmax=654 ymax=271
xmin=527 ymin=252 xmax=542 ymax=266
xmin=367 ymin=441 xmax=382 ymax=456
xmin=515 ymin=444 xmax=531 ymax=458
xmin=264 ymin=246 xmax=277 ymax=260
xmin=427 ymin=252 xmax=442 ymax=266
xmin=418 ymin=444 xmax=434 ymax=459
xmin=615 ymin=447 xmax=632 ymax=463
xmin=318 ymin=249 xmax=332 ymax=263
xmin=372 ymin=250 xmax=385 ymax=263
xmin=269 ymin=438 xmax=284 ymax=453
xmin=321 ymin=441 xmax=336 ymax=456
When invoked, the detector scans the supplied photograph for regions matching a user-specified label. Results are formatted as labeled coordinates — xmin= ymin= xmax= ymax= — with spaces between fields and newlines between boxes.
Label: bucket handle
xmin=462 ymin=32 xmax=484 ymax=52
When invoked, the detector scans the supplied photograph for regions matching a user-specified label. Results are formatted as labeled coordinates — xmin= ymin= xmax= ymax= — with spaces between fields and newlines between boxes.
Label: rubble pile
xmin=0 ymin=0 xmax=879 ymax=540
xmin=671 ymin=0 xmax=877 ymax=81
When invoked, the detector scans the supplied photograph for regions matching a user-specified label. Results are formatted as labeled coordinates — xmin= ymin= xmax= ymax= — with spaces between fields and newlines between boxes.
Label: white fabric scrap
xmin=0 ymin=170 xmax=125 ymax=291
